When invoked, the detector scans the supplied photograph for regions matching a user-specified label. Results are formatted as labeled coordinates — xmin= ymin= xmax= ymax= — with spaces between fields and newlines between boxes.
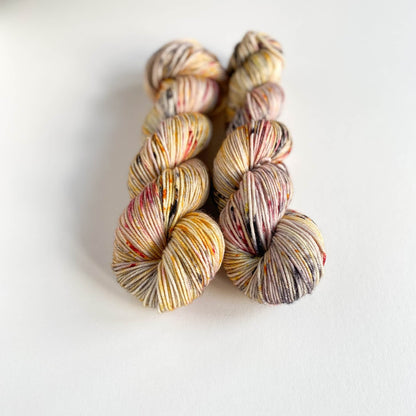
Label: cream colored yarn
xmin=112 ymin=40 xmax=226 ymax=312
xmin=213 ymin=32 xmax=326 ymax=304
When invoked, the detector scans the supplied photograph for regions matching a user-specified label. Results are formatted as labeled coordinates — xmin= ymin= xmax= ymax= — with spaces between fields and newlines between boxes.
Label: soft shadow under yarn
xmin=72 ymin=72 xmax=147 ymax=308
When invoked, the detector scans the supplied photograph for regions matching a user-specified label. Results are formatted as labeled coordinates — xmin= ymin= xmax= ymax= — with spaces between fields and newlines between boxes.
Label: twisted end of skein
xmin=113 ymin=40 xmax=226 ymax=312
xmin=213 ymin=31 xmax=326 ymax=304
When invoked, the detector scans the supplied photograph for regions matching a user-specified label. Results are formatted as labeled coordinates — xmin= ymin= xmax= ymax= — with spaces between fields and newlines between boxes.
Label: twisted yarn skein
xmin=113 ymin=40 xmax=226 ymax=312
xmin=213 ymin=32 xmax=326 ymax=304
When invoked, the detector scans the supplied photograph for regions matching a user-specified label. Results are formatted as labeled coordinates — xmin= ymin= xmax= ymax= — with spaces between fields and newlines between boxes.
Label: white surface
xmin=1 ymin=0 xmax=415 ymax=415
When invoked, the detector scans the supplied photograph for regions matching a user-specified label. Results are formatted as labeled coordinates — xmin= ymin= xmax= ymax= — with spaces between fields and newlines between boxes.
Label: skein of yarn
xmin=112 ymin=40 xmax=226 ymax=312
xmin=213 ymin=31 xmax=326 ymax=304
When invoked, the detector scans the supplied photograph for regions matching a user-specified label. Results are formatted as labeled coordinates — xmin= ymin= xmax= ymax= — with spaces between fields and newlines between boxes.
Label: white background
xmin=1 ymin=0 xmax=415 ymax=415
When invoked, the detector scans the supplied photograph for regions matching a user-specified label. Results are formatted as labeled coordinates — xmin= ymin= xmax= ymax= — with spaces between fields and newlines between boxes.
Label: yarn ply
xmin=213 ymin=32 xmax=326 ymax=304
xmin=113 ymin=40 xmax=226 ymax=312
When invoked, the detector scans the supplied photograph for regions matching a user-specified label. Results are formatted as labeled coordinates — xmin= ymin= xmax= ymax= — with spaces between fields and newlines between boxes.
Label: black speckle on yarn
xmin=214 ymin=191 xmax=227 ymax=206
xmin=306 ymin=260 xmax=315 ymax=275
xmin=136 ymin=154 xmax=142 ymax=164
xmin=169 ymin=199 xmax=178 ymax=221
xmin=291 ymin=270 xmax=300 ymax=299
xmin=276 ymin=127 xmax=288 ymax=151
xmin=197 ymin=274 xmax=203 ymax=283
xmin=308 ymin=264 xmax=316 ymax=278
xmin=293 ymin=265 xmax=313 ymax=293
xmin=166 ymin=88 xmax=173 ymax=99
xmin=253 ymin=216 xmax=266 ymax=256
xmin=305 ymin=255 xmax=316 ymax=274
xmin=292 ymin=266 xmax=302 ymax=281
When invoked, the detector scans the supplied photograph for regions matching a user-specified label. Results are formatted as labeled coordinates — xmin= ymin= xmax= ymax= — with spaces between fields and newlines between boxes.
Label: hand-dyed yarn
xmin=213 ymin=31 xmax=326 ymax=304
xmin=113 ymin=40 xmax=226 ymax=312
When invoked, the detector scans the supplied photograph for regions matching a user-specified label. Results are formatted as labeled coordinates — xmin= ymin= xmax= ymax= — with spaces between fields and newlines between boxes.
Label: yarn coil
xmin=213 ymin=32 xmax=326 ymax=304
xmin=113 ymin=40 xmax=226 ymax=312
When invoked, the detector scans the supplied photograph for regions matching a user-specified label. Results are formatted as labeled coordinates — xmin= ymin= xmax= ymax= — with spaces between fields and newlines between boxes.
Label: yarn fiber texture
xmin=213 ymin=32 xmax=326 ymax=304
xmin=113 ymin=40 xmax=226 ymax=312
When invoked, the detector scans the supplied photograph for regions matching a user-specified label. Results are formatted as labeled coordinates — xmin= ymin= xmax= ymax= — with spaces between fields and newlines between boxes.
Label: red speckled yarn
xmin=112 ymin=40 xmax=226 ymax=312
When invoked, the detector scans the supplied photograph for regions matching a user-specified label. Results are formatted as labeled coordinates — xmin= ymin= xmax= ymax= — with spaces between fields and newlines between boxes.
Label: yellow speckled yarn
xmin=112 ymin=40 xmax=226 ymax=312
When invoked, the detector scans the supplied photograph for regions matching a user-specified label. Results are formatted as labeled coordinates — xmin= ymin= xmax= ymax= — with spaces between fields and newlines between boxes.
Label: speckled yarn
xmin=113 ymin=40 xmax=226 ymax=312
xmin=213 ymin=32 xmax=326 ymax=304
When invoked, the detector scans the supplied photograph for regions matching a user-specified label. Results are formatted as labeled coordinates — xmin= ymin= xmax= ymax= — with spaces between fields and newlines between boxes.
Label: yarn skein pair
xmin=112 ymin=32 xmax=326 ymax=312
xmin=112 ymin=41 xmax=226 ymax=312
xmin=213 ymin=31 xmax=326 ymax=304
